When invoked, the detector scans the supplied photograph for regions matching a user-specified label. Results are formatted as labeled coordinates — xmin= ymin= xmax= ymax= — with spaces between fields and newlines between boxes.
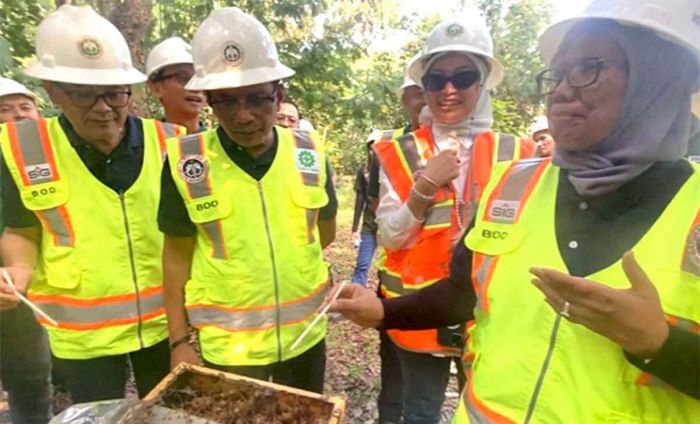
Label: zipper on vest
xmin=523 ymin=314 xmax=563 ymax=423
xmin=119 ymin=191 xmax=145 ymax=349
xmin=257 ymin=181 xmax=283 ymax=362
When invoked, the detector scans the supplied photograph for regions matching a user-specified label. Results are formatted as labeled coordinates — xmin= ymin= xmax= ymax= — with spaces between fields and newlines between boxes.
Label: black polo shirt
xmin=2 ymin=115 xmax=145 ymax=228
xmin=158 ymin=126 xmax=338 ymax=237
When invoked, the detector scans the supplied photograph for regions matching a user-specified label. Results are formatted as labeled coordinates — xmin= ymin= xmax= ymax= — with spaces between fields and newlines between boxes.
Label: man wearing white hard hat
xmin=0 ymin=78 xmax=40 ymax=124
xmin=335 ymin=9 xmax=534 ymax=424
xmin=0 ymin=77 xmax=50 ymax=424
xmin=146 ymin=37 xmax=206 ymax=134
xmin=333 ymin=0 xmax=700 ymax=422
xmin=0 ymin=5 xmax=184 ymax=403
xmin=159 ymin=7 xmax=337 ymax=393
xmin=529 ymin=115 xmax=555 ymax=157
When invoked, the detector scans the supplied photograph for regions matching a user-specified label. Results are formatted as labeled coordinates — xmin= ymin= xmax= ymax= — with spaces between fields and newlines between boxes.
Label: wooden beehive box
xmin=140 ymin=363 xmax=345 ymax=424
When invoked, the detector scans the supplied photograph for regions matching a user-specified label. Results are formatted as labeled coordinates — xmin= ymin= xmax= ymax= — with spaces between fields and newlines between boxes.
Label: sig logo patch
xmin=177 ymin=155 xmax=208 ymax=184
xmin=488 ymin=199 xmax=520 ymax=223
xmin=295 ymin=148 xmax=320 ymax=174
xmin=24 ymin=163 xmax=52 ymax=181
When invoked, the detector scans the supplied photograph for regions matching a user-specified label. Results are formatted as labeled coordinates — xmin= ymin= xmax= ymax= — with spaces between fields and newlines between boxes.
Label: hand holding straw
xmin=1 ymin=269 xmax=59 ymax=326
xmin=290 ymin=280 xmax=349 ymax=351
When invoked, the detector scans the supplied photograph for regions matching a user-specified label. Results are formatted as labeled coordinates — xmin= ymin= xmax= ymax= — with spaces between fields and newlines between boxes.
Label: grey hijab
xmin=552 ymin=21 xmax=698 ymax=197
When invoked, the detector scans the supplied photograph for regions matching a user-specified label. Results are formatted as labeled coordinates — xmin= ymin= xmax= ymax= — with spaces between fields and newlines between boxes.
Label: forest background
xmin=1 ymin=0 xmax=554 ymax=174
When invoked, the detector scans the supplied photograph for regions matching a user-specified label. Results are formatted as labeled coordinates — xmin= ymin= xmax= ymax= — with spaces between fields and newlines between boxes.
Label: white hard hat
xmin=0 ymin=77 xmax=39 ymax=103
xmin=298 ymin=119 xmax=315 ymax=131
xmin=186 ymin=7 xmax=294 ymax=91
xmin=539 ymin=0 xmax=700 ymax=68
xmin=397 ymin=54 xmax=420 ymax=97
xmin=23 ymin=5 xmax=145 ymax=85
xmin=529 ymin=116 xmax=549 ymax=135
xmin=146 ymin=37 xmax=193 ymax=78
xmin=408 ymin=8 xmax=504 ymax=90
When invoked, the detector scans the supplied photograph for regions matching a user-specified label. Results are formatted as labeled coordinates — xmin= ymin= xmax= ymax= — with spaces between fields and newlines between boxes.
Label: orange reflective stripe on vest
xmin=30 ymin=286 xmax=164 ymax=330
xmin=176 ymin=133 xmax=228 ymax=259
xmin=373 ymin=135 xmax=417 ymax=200
xmin=463 ymin=375 xmax=517 ymax=424
xmin=481 ymin=158 xmax=550 ymax=225
xmin=188 ymin=282 xmax=329 ymax=332
xmin=154 ymin=121 xmax=184 ymax=162
xmin=424 ymin=200 xmax=453 ymax=229
xmin=5 ymin=119 xmax=75 ymax=247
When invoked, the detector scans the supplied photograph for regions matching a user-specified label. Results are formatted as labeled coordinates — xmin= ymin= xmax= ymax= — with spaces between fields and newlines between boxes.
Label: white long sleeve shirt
xmin=376 ymin=131 xmax=473 ymax=251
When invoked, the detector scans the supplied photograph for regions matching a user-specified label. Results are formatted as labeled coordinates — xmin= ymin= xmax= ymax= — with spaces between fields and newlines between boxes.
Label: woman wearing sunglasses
xmin=334 ymin=0 xmax=700 ymax=422
xmin=368 ymin=9 xmax=534 ymax=424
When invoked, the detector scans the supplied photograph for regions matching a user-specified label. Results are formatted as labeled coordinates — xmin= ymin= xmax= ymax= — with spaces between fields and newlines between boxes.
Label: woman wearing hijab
xmin=333 ymin=0 xmax=700 ymax=422
xmin=371 ymin=9 xmax=533 ymax=424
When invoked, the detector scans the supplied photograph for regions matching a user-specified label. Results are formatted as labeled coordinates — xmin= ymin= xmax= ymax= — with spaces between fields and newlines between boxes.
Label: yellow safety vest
xmin=166 ymin=127 xmax=330 ymax=366
xmin=0 ymin=117 xmax=183 ymax=359
xmin=453 ymin=159 xmax=700 ymax=423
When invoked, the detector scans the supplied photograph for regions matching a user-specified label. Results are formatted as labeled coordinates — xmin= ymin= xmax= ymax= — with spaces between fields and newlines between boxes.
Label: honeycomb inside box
xmin=133 ymin=365 xmax=342 ymax=424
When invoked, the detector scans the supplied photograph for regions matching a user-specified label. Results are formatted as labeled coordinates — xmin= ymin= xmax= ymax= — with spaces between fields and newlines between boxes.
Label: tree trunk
xmin=98 ymin=0 xmax=153 ymax=117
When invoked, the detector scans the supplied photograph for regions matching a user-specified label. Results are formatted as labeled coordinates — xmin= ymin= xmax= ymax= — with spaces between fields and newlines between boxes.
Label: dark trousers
xmin=205 ymin=339 xmax=326 ymax=394
xmin=0 ymin=303 xmax=52 ymax=424
xmin=378 ymin=329 xmax=403 ymax=423
xmin=393 ymin=339 xmax=454 ymax=424
xmin=53 ymin=338 xmax=170 ymax=403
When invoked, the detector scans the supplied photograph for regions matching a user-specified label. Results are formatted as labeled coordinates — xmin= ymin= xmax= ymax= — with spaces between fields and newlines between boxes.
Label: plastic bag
xmin=49 ymin=399 xmax=135 ymax=424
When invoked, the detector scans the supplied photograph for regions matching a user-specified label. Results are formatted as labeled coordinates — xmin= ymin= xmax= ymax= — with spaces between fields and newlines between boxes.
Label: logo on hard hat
xmin=446 ymin=23 xmax=464 ymax=38
xmin=78 ymin=37 xmax=102 ymax=58
xmin=177 ymin=155 xmax=209 ymax=184
xmin=295 ymin=148 xmax=320 ymax=174
xmin=221 ymin=42 xmax=244 ymax=67
xmin=683 ymin=225 xmax=700 ymax=276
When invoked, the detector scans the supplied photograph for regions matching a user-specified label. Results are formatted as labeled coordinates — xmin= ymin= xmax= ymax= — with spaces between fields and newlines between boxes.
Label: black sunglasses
xmin=422 ymin=70 xmax=480 ymax=92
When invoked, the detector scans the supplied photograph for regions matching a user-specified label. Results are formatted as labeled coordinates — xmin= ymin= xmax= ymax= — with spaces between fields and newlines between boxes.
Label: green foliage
xmin=1 ymin=0 xmax=552 ymax=171
xmin=0 ymin=0 xmax=52 ymax=62
xmin=480 ymin=0 xmax=553 ymax=133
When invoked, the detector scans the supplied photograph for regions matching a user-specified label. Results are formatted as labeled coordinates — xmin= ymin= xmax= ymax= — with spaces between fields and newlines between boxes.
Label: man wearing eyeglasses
xmin=0 ymin=5 xmax=183 ymax=404
xmin=146 ymin=37 xmax=206 ymax=134
xmin=158 ymin=7 xmax=337 ymax=394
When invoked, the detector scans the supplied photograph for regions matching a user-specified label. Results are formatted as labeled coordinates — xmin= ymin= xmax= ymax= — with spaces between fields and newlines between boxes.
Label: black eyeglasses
xmin=157 ymin=72 xmax=193 ymax=86
xmin=421 ymin=70 xmax=480 ymax=92
xmin=208 ymin=91 xmax=277 ymax=112
xmin=536 ymin=57 xmax=627 ymax=96
xmin=56 ymin=83 xmax=131 ymax=108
